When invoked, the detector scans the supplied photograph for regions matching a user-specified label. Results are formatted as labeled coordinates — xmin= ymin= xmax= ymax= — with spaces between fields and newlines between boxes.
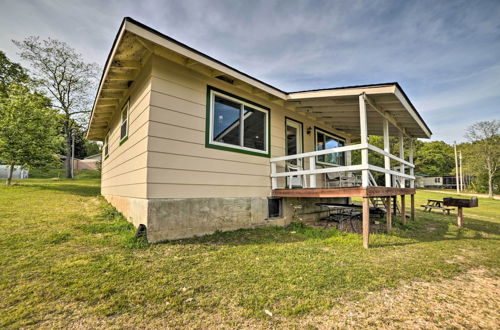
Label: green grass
xmin=0 ymin=177 xmax=499 ymax=327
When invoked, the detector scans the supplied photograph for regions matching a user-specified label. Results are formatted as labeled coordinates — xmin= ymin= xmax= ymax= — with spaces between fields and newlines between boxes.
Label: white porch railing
xmin=270 ymin=143 xmax=415 ymax=189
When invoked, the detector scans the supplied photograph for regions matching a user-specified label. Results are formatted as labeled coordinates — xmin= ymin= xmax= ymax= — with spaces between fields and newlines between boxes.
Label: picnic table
xmin=421 ymin=199 xmax=454 ymax=215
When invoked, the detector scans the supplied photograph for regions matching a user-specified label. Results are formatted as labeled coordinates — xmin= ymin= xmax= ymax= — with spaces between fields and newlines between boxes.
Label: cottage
xmin=87 ymin=18 xmax=432 ymax=248
xmin=416 ymin=175 xmax=461 ymax=189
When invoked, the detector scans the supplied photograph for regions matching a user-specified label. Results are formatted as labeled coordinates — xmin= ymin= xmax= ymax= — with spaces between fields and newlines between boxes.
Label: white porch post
xmin=359 ymin=94 xmax=369 ymax=187
xmin=409 ymin=138 xmax=414 ymax=188
xmin=383 ymin=118 xmax=391 ymax=187
xmin=271 ymin=162 xmax=277 ymax=189
xmin=399 ymin=132 xmax=405 ymax=187
xmin=345 ymin=137 xmax=352 ymax=166
xmin=309 ymin=156 xmax=317 ymax=188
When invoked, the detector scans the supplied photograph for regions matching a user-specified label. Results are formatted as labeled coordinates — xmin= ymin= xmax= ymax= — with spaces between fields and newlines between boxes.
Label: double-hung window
xmin=207 ymin=87 xmax=269 ymax=156
xmin=104 ymin=133 xmax=109 ymax=159
xmin=315 ymin=128 xmax=345 ymax=166
xmin=120 ymin=101 xmax=129 ymax=143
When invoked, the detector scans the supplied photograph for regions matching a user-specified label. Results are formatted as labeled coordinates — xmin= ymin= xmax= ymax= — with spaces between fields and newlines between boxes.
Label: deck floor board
xmin=272 ymin=186 xmax=416 ymax=198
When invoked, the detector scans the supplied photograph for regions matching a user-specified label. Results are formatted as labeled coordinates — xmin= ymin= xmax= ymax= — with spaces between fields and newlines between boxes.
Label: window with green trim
xmin=104 ymin=132 xmax=109 ymax=158
xmin=315 ymin=128 xmax=345 ymax=166
xmin=207 ymin=88 xmax=269 ymax=155
xmin=120 ymin=101 xmax=129 ymax=142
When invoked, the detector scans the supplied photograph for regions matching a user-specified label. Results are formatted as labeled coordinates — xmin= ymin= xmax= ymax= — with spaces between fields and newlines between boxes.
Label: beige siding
xmin=146 ymin=55 xmax=351 ymax=198
xmin=147 ymin=183 xmax=271 ymax=199
xmin=101 ymin=59 xmax=152 ymax=199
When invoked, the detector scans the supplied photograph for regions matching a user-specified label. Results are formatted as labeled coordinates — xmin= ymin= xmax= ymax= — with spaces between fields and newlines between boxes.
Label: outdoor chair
xmin=286 ymin=162 xmax=307 ymax=189
xmin=324 ymin=171 xmax=360 ymax=188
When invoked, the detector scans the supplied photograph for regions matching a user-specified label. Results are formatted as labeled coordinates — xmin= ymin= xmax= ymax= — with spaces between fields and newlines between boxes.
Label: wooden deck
xmin=272 ymin=186 xmax=416 ymax=198
xmin=273 ymin=186 xmax=416 ymax=249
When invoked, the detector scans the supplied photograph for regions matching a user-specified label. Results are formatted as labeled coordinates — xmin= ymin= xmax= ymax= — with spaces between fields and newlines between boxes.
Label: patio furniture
xmin=324 ymin=171 xmax=360 ymax=187
xmin=286 ymin=162 xmax=307 ymax=189
xmin=316 ymin=203 xmax=361 ymax=231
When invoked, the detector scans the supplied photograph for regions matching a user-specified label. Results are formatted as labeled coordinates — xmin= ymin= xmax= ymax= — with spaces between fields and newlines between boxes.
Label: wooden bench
xmin=421 ymin=199 xmax=455 ymax=215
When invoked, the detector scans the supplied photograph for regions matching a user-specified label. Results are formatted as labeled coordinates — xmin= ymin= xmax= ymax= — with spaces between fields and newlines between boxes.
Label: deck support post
xmin=400 ymin=195 xmax=406 ymax=224
xmin=457 ymin=207 xmax=463 ymax=228
xmin=362 ymin=197 xmax=370 ymax=248
xmin=399 ymin=132 xmax=405 ymax=188
xmin=386 ymin=196 xmax=392 ymax=232
xmin=393 ymin=196 xmax=397 ymax=215
xmin=383 ymin=118 xmax=391 ymax=187
xmin=410 ymin=194 xmax=415 ymax=221
xmin=359 ymin=93 xmax=369 ymax=188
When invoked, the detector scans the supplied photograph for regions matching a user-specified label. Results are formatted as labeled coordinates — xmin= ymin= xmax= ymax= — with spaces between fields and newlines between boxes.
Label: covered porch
xmin=270 ymin=84 xmax=431 ymax=248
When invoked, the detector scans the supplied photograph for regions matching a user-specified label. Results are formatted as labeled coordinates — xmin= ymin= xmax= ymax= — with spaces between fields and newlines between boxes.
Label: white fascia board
xmin=286 ymin=85 xmax=396 ymax=100
xmin=393 ymin=86 xmax=432 ymax=139
xmin=124 ymin=21 xmax=287 ymax=100
xmin=86 ymin=23 xmax=128 ymax=140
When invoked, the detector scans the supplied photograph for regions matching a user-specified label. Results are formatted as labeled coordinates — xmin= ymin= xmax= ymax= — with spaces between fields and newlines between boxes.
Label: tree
xmin=0 ymin=50 xmax=29 ymax=97
xmin=414 ymin=141 xmax=454 ymax=176
xmin=351 ymin=136 xmax=455 ymax=185
xmin=84 ymin=140 xmax=101 ymax=157
xmin=464 ymin=120 xmax=500 ymax=198
xmin=13 ymin=37 xmax=99 ymax=178
xmin=0 ymin=84 xmax=60 ymax=185
xmin=55 ymin=120 xmax=100 ymax=159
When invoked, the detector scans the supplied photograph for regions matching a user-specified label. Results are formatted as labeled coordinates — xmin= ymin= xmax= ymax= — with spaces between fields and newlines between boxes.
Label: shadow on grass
xmin=161 ymin=211 xmax=500 ymax=249
xmin=27 ymin=182 xmax=100 ymax=197
xmin=370 ymin=212 xmax=500 ymax=248
xmin=164 ymin=222 xmax=359 ymax=247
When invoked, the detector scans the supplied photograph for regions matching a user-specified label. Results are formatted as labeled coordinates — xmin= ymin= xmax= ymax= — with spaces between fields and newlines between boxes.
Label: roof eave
xmin=86 ymin=18 xmax=128 ymax=140
xmin=87 ymin=17 xmax=432 ymax=141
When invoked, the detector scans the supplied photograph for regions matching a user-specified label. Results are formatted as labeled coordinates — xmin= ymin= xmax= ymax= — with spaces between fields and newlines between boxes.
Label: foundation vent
xmin=268 ymin=198 xmax=282 ymax=219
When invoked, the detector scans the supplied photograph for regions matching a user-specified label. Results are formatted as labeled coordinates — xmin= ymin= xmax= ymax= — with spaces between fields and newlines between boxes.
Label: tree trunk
xmin=6 ymin=162 xmax=15 ymax=186
xmin=488 ymin=173 xmax=493 ymax=198
xmin=65 ymin=122 xmax=72 ymax=179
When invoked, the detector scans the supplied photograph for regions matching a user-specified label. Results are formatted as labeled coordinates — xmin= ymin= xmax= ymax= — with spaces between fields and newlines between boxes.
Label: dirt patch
xmin=292 ymin=267 xmax=500 ymax=329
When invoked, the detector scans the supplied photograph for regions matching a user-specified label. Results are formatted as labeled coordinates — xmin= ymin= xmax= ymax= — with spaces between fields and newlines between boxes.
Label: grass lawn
xmin=1 ymin=174 xmax=499 ymax=328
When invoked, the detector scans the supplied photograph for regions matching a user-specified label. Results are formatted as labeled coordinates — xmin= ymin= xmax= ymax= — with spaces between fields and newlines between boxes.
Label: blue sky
xmin=1 ymin=0 xmax=499 ymax=143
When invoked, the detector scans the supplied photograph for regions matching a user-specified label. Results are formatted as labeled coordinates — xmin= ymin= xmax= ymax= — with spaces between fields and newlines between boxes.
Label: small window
xmin=120 ymin=101 xmax=129 ymax=142
xmin=268 ymin=198 xmax=282 ymax=218
xmin=207 ymin=87 xmax=269 ymax=156
xmin=104 ymin=133 xmax=109 ymax=158
xmin=315 ymin=128 xmax=345 ymax=166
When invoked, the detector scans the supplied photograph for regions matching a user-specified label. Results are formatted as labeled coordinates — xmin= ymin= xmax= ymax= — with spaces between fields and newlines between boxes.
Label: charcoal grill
xmin=443 ymin=197 xmax=479 ymax=227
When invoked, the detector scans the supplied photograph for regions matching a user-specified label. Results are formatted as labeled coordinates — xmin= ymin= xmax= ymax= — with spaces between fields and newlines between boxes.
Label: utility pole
xmin=71 ymin=131 xmax=75 ymax=179
xmin=459 ymin=151 xmax=464 ymax=191
xmin=454 ymin=142 xmax=460 ymax=193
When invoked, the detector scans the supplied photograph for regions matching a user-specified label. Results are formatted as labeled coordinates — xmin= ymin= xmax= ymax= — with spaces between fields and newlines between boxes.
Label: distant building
xmin=0 ymin=165 xmax=29 ymax=179
xmin=77 ymin=154 xmax=102 ymax=170
xmin=416 ymin=175 xmax=458 ymax=189
xmin=60 ymin=153 xmax=102 ymax=171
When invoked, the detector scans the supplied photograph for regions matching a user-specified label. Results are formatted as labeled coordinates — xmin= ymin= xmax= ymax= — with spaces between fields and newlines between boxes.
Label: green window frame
xmin=119 ymin=100 xmax=129 ymax=144
xmin=205 ymin=86 xmax=270 ymax=157
xmin=103 ymin=132 xmax=110 ymax=160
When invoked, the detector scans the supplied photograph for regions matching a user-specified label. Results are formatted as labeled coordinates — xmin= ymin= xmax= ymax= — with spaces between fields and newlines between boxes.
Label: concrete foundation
xmin=147 ymin=197 xmax=287 ymax=242
xmin=104 ymin=195 xmax=348 ymax=243
xmin=104 ymin=195 xmax=149 ymax=228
